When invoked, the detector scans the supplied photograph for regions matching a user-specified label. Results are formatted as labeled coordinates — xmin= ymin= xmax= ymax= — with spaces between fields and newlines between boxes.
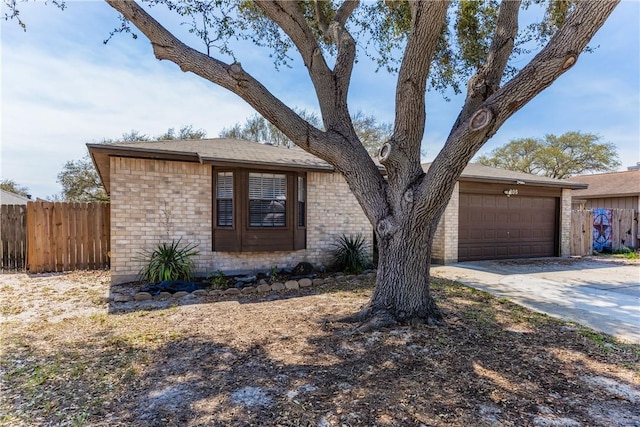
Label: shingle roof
xmin=0 ymin=189 xmax=30 ymax=205
xmin=87 ymin=138 xmax=334 ymax=193
xmin=88 ymin=138 xmax=585 ymax=194
xmin=90 ymin=138 xmax=332 ymax=170
xmin=422 ymin=162 xmax=586 ymax=188
xmin=568 ymin=169 xmax=640 ymax=198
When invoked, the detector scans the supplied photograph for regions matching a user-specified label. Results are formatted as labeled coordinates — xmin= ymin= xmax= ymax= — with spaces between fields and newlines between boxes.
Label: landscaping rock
xmin=113 ymin=294 xmax=133 ymax=303
xmin=291 ymin=261 xmax=314 ymax=276
xmin=299 ymin=278 xmax=313 ymax=288
xmin=155 ymin=292 xmax=172 ymax=300
xmin=134 ymin=292 xmax=152 ymax=301
xmin=193 ymin=289 xmax=209 ymax=296
xmin=257 ymin=284 xmax=272 ymax=293
xmin=271 ymin=282 xmax=285 ymax=291
xmin=285 ymin=280 xmax=299 ymax=290
xmin=225 ymin=288 xmax=241 ymax=296
xmin=312 ymin=278 xmax=325 ymax=286
xmin=209 ymin=289 xmax=222 ymax=296
xmin=140 ymin=280 xmax=201 ymax=296
xmin=241 ymin=286 xmax=256 ymax=294
xmin=173 ymin=291 xmax=189 ymax=298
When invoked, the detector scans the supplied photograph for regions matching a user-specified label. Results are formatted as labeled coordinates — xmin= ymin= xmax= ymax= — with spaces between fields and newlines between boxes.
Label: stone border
xmin=110 ymin=271 xmax=377 ymax=303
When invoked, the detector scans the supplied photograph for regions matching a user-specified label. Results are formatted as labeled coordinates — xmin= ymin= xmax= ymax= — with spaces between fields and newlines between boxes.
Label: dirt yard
xmin=1 ymin=271 xmax=638 ymax=426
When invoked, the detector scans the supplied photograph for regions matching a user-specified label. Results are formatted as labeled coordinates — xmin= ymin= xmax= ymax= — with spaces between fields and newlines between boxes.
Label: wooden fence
xmin=1 ymin=204 xmax=28 ymax=270
xmin=1 ymin=202 xmax=110 ymax=273
xmin=571 ymin=209 xmax=638 ymax=256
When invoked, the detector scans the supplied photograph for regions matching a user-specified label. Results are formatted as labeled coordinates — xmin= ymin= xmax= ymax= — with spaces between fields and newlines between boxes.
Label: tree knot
xmin=378 ymin=142 xmax=393 ymax=163
xmin=403 ymin=189 xmax=414 ymax=204
xmin=229 ymin=62 xmax=243 ymax=76
xmin=376 ymin=217 xmax=395 ymax=238
xmin=561 ymin=54 xmax=578 ymax=71
xmin=468 ymin=108 xmax=493 ymax=132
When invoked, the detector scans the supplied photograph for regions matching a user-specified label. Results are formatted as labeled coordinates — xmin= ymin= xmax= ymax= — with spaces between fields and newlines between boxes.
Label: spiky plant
xmin=330 ymin=234 xmax=371 ymax=274
xmin=137 ymin=239 xmax=199 ymax=283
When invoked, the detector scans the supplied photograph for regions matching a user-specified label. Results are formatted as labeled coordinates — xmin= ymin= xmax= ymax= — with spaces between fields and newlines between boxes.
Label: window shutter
xmin=216 ymin=172 xmax=233 ymax=227
xmin=297 ymin=175 xmax=305 ymax=227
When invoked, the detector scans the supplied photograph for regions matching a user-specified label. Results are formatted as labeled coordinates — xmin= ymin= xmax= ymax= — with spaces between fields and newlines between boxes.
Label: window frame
xmin=212 ymin=167 xmax=306 ymax=252
xmin=215 ymin=171 xmax=234 ymax=228
xmin=247 ymin=172 xmax=288 ymax=229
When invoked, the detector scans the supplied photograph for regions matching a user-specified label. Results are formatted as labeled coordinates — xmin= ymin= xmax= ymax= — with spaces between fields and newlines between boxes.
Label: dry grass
xmin=1 ymin=271 xmax=638 ymax=426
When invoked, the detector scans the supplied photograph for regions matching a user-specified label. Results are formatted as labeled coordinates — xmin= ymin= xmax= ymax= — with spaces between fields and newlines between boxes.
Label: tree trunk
xmin=347 ymin=213 xmax=444 ymax=332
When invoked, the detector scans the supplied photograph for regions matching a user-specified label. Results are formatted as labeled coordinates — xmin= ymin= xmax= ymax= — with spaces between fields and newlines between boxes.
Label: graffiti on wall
xmin=593 ymin=208 xmax=613 ymax=251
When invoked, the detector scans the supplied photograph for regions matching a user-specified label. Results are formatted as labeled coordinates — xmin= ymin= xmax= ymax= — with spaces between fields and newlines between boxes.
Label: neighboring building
xmin=0 ymin=189 xmax=30 ymax=205
xmin=88 ymin=138 xmax=585 ymax=283
xmin=568 ymin=168 xmax=640 ymax=211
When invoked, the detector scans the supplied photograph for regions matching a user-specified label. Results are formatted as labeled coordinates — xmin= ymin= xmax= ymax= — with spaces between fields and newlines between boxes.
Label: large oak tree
xmin=15 ymin=0 xmax=620 ymax=330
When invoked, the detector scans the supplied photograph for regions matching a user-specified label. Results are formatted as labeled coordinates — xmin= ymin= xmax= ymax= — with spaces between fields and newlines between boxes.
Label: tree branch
xmin=421 ymin=0 xmax=619 ymax=210
xmin=104 ymin=0 xmax=389 ymax=227
xmin=450 ymin=0 xmax=521 ymax=133
xmin=380 ymin=0 xmax=448 ymax=216
xmin=256 ymin=1 xmax=337 ymax=121
xmin=315 ymin=0 xmax=330 ymax=35
xmin=387 ymin=1 xmax=449 ymax=172
xmin=335 ymin=0 xmax=359 ymax=27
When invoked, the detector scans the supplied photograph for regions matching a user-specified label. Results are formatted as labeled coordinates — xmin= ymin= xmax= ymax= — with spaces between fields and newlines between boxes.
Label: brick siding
xmin=109 ymin=158 xmax=372 ymax=284
xmin=432 ymin=182 xmax=459 ymax=264
xmin=109 ymin=156 xmax=574 ymax=283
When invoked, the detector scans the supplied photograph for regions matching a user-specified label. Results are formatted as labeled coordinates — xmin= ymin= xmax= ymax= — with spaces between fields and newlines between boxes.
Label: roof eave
xmin=458 ymin=175 xmax=588 ymax=189
xmin=571 ymin=192 xmax=640 ymax=198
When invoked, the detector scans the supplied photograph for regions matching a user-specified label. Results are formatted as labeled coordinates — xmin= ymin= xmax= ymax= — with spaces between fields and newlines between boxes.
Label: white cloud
xmin=1 ymin=35 xmax=255 ymax=198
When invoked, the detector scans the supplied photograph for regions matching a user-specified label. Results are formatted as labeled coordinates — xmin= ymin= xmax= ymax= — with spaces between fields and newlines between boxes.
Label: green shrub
xmin=330 ymin=234 xmax=371 ymax=274
xmin=267 ymin=265 xmax=281 ymax=284
xmin=137 ymin=239 xmax=199 ymax=283
xmin=207 ymin=270 xmax=230 ymax=290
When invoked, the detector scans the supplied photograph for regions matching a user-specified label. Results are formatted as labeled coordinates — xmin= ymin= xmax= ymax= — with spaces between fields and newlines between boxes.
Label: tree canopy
xmin=0 ymin=179 xmax=30 ymax=197
xmin=57 ymin=156 xmax=110 ymax=203
xmin=477 ymin=132 xmax=621 ymax=179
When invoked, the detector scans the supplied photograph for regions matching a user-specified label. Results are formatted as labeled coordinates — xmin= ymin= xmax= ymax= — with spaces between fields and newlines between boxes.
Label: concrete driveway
xmin=431 ymin=258 xmax=640 ymax=344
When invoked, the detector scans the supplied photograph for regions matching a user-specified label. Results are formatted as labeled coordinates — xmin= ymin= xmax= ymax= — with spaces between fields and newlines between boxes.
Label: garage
xmin=458 ymin=181 xmax=560 ymax=262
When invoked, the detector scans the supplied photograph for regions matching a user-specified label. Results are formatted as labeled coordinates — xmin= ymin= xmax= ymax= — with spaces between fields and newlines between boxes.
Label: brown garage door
xmin=458 ymin=193 xmax=558 ymax=261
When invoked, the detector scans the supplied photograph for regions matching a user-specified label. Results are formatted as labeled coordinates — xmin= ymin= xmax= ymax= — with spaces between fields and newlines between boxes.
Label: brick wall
xmin=432 ymin=182 xmax=459 ymax=264
xmin=109 ymin=158 xmax=212 ymax=284
xmin=109 ymin=158 xmax=372 ymax=284
xmin=306 ymin=172 xmax=373 ymax=265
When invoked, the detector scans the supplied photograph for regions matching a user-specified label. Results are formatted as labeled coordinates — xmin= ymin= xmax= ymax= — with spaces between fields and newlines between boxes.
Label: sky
xmin=1 ymin=1 xmax=639 ymax=199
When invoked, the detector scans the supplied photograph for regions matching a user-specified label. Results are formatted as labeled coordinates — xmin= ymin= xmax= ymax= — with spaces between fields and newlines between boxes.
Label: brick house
xmin=88 ymin=139 xmax=372 ymax=284
xmin=89 ymin=139 xmax=583 ymax=284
